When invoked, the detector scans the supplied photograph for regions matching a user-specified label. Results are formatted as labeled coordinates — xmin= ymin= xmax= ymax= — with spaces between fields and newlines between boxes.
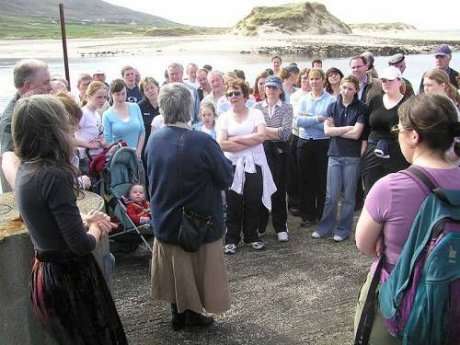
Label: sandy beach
xmin=1 ymin=30 xmax=459 ymax=60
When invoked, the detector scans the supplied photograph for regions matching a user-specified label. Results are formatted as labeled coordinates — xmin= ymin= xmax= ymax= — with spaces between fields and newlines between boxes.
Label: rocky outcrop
xmin=350 ymin=22 xmax=417 ymax=32
xmin=233 ymin=2 xmax=351 ymax=36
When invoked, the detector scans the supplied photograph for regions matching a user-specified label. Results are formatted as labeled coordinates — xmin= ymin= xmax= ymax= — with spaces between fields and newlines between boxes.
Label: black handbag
xmin=175 ymin=129 xmax=214 ymax=252
xmin=177 ymin=208 xmax=214 ymax=252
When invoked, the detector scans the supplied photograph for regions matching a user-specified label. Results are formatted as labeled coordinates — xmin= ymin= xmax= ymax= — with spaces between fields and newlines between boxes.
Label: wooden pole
xmin=59 ymin=3 xmax=71 ymax=91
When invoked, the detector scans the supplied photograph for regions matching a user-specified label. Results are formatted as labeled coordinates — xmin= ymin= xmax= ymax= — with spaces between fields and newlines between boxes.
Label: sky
xmin=104 ymin=0 xmax=460 ymax=30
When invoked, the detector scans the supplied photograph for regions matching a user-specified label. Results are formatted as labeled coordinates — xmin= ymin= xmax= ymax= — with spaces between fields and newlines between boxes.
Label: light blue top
xmin=296 ymin=91 xmax=335 ymax=140
xmin=193 ymin=122 xmax=216 ymax=140
xmin=103 ymin=103 xmax=145 ymax=148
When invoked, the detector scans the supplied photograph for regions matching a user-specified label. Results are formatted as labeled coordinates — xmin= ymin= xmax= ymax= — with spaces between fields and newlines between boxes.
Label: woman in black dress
xmin=13 ymin=95 xmax=127 ymax=345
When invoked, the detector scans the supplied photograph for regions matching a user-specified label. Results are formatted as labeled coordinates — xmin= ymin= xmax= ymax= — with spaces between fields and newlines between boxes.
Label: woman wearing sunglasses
xmin=361 ymin=66 xmax=410 ymax=194
xmin=217 ymin=78 xmax=276 ymax=255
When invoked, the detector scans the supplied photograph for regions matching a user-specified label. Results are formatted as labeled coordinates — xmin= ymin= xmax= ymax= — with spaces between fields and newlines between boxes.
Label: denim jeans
xmin=316 ymin=156 xmax=361 ymax=238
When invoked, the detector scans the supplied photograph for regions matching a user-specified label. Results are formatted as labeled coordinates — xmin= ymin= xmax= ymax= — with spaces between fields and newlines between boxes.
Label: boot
xmin=171 ymin=304 xmax=185 ymax=331
xmin=184 ymin=310 xmax=214 ymax=327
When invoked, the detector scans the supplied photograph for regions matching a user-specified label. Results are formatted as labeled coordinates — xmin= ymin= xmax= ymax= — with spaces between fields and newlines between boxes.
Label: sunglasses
xmin=226 ymin=91 xmax=242 ymax=97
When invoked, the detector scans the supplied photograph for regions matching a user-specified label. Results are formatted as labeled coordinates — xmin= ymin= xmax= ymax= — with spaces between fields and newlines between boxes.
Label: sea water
xmin=0 ymin=51 xmax=459 ymax=112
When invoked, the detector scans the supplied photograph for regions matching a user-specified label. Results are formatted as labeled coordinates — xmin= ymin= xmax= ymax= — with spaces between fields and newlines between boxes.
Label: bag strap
xmin=354 ymin=256 xmax=384 ymax=345
xmin=402 ymin=165 xmax=437 ymax=192
xmin=176 ymin=129 xmax=188 ymax=203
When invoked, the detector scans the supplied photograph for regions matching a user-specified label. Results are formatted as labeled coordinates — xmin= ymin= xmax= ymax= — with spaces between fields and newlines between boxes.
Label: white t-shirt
xmin=76 ymin=106 xmax=103 ymax=157
xmin=217 ymin=108 xmax=266 ymax=163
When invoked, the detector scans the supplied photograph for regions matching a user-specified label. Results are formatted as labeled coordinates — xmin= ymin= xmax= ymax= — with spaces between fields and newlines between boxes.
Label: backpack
xmin=378 ymin=166 xmax=460 ymax=345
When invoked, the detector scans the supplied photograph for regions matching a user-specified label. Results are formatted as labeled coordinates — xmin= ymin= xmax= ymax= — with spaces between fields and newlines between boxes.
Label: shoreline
xmin=0 ymin=31 xmax=459 ymax=60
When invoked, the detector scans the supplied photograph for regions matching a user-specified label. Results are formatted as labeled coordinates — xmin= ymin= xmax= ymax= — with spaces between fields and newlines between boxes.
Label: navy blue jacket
xmin=326 ymin=95 xmax=368 ymax=157
xmin=145 ymin=126 xmax=232 ymax=245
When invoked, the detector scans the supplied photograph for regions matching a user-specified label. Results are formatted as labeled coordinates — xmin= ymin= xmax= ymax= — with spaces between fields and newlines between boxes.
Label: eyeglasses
xmin=351 ymin=65 xmax=366 ymax=70
xmin=226 ymin=91 xmax=242 ymax=97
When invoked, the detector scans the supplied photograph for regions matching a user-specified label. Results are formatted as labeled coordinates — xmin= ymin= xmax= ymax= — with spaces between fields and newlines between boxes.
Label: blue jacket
xmin=145 ymin=126 xmax=232 ymax=245
xmin=296 ymin=91 xmax=335 ymax=140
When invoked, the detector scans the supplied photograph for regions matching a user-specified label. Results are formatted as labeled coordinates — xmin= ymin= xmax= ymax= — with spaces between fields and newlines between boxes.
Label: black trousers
xmin=361 ymin=141 xmax=409 ymax=194
xmin=297 ymin=138 xmax=330 ymax=222
xmin=286 ymin=134 xmax=300 ymax=209
xmin=259 ymin=141 xmax=288 ymax=233
xmin=225 ymin=165 xmax=263 ymax=245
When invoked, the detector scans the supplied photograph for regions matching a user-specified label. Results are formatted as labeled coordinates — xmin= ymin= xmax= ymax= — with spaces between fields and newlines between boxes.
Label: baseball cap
xmin=379 ymin=66 xmax=402 ymax=81
xmin=93 ymin=70 xmax=105 ymax=76
xmin=264 ymin=76 xmax=283 ymax=89
xmin=434 ymin=44 xmax=452 ymax=57
xmin=388 ymin=53 xmax=405 ymax=66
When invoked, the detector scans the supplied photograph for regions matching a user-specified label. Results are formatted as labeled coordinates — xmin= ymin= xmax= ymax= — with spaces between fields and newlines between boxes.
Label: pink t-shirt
xmin=365 ymin=165 xmax=460 ymax=266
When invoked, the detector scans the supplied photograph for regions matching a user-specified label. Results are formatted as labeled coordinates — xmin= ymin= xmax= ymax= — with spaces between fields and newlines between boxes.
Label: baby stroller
xmin=102 ymin=145 xmax=152 ymax=254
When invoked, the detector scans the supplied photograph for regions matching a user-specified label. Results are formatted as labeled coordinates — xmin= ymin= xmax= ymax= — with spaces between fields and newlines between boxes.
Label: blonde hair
xmin=85 ymin=81 xmax=107 ymax=98
xmin=423 ymin=69 xmax=460 ymax=105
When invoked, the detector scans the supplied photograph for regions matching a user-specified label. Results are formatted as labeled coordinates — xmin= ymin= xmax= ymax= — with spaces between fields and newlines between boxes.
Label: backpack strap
xmin=401 ymin=166 xmax=437 ymax=192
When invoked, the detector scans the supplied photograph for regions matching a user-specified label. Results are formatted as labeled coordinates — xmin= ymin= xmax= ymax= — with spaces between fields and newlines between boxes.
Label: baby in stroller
xmin=124 ymin=184 xmax=151 ymax=226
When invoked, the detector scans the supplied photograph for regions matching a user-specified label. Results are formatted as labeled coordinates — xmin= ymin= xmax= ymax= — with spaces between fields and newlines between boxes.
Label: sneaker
xmin=224 ymin=244 xmax=237 ymax=255
xmin=333 ymin=234 xmax=347 ymax=242
xmin=311 ymin=231 xmax=321 ymax=239
xmin=277 ymin=231 xmax=289 ymax=242
xmin=250 ymin=241 xmax=265 ymax=250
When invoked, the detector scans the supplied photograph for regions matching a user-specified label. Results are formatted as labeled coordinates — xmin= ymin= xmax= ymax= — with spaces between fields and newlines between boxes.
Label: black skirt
xmin=31 ymin=251 xmax=128 ymax=345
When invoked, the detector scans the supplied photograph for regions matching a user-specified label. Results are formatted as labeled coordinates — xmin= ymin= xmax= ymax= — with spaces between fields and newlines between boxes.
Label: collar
xmin=166 ymin=122 xmax=191 ymax=129
xmin=262 ymin=99 xmax=282 ymax=108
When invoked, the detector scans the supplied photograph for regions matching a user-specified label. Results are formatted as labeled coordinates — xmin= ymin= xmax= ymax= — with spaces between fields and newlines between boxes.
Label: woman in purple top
xmin=354 ymin=94 xmax=460 ymax=344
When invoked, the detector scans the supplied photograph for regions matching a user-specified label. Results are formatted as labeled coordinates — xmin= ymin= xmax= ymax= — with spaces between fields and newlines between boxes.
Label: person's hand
xmin=87 ymin=140 xmax=101 ymax=150
xmin=78 ymin=175 xmax=91 ymax=190
xmin=136 ymin=150 xmax=142 ymax=160
xmin=317 ymin=115 xmax=327 ymax=122
xmin=85 ymin=210 xmax=110 ymax=226
xmin=325 ymin=118 xmax=334 ymax=127
xmin=140 ymin=216 xmax=151 ymax=224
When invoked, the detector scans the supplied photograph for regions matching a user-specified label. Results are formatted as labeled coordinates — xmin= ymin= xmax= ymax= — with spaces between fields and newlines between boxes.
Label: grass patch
xmin=0 ymin=15 xmax=228 ymax=39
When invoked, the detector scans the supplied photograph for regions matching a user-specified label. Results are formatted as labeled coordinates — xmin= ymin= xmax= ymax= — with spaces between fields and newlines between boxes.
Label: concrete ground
xmin=112 ymin=214 xmax=372 ymax=345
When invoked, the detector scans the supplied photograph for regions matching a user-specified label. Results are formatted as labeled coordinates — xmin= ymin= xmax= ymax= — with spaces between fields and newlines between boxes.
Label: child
xmin=194 ymin=102 xmax=217 ymax=139
xmin=125 ymin=184 xmax=151 ymax=226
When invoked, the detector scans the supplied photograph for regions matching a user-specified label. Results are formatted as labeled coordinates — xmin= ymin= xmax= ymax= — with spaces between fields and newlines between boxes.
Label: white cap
xmin=379 ymin=66 xmax=402 ymax=81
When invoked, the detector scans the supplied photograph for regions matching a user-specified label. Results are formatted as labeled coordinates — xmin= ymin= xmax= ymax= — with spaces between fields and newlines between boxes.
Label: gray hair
xmin=167 ymin=62 xmax=184 ymax=72
xmin=14 ymin=59 xmax=48 ymax=89
xmin=159 ymin=83 xmax=192 ymax=124
xmin=207 ymin=70 xmax=224 ymax=82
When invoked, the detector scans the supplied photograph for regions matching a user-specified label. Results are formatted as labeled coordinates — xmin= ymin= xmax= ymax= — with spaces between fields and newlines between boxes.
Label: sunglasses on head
xmin=226 ymin=91 xmax=242 ymax=97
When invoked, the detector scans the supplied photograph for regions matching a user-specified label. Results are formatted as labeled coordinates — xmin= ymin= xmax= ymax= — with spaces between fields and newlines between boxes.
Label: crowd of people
xmin=0 ymin=43 xmax=459 ymax=344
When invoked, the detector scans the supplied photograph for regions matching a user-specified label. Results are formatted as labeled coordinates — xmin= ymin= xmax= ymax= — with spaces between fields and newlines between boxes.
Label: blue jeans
xmin=316 ymin=156 xmax=361 ymax=238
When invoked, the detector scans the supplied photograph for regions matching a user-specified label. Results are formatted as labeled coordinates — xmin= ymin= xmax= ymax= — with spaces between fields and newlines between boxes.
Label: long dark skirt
xmin=31 ymin=251 xmax=128 ymax=345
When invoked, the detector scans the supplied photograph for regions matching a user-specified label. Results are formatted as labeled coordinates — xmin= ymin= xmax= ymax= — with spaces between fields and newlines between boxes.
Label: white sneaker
xmin=224 ymin=244 xmax=237 ymax=255
xmin=311 ymin=231 xmax=321 ymax=239
xmin=333 ymin=235 xmax=346 ymax=242
xmin=277 ymin=231 xmax=289 ymax=242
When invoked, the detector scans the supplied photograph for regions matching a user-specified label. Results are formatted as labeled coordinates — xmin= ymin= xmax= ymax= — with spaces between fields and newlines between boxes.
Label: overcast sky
xmin=104 ymin=0 xmax=460 ymax=30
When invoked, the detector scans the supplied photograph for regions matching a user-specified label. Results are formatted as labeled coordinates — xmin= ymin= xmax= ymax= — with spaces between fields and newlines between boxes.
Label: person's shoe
xmin=224 ymin=243 xmax=237 ymax=255
xmin=250 ymin=241 xmax=265 ymax=250
xmin=171 ymin=304 xmax=185 ymax=331
xmin=311 ymin=231 xmax=321 ymax=239
xmin=333 ymin=234 xmax=347 ymax=242
xmin=277 ymin=231 xmax=289 ymax=242
xmin=185 ymin=310 xmax=214 ymax=327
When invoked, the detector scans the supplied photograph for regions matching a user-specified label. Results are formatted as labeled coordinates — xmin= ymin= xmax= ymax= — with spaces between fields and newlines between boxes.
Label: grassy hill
xmin=233 ymin=2 xmax=351 ymax=36
xmin=0 ymin=0 xmax=211 ymax=39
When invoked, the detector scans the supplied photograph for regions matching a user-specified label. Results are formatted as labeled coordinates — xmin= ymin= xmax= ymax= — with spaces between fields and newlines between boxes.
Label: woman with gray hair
xmin=145 ymin=83 xmax=233 ymax=331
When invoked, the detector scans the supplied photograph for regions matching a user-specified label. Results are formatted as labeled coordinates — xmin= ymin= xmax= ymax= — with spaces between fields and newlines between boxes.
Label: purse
xmin=175 ymin=129 xmax=214 ymax=252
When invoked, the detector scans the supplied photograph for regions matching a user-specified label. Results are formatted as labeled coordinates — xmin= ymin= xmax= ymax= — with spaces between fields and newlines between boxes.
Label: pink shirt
xmin=364 ymin=165 xmax=460 ymax=266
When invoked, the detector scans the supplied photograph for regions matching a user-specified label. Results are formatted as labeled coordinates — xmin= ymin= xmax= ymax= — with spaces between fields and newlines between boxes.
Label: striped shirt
xmin=254 ymin=100 xmax=293 ymax=142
